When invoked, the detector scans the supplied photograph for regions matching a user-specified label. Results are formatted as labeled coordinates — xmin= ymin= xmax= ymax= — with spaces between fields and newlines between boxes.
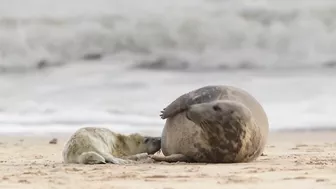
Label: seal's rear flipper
xmin=78 ymin=152 xmax=106 ymax=164
xmin=150 ymin=154 xmax=191 ymax=163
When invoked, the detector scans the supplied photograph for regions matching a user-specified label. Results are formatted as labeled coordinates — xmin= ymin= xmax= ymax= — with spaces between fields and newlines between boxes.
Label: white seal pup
xmin=63 ymin=127 xmax=161 ymax=164
xmin=150 ymin=85 xmax=269 ymax=163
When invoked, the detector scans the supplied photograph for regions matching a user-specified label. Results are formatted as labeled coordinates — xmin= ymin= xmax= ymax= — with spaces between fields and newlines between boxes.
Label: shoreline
xmin=0 ymin=127 xmax=335 ymax=135
xmin=0 ymin=129 xmax=335 ymax=145
xmin=0 ymin=129 xmax=334 ymax=140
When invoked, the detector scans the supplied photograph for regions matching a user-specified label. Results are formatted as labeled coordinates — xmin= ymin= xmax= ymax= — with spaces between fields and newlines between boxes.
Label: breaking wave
xmin=2 ymin=0 xmax=336 ymax=72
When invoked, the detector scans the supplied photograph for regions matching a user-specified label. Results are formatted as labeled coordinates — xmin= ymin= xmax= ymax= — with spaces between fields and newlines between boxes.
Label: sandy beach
xmin=1 ymin=0 xmax=336 ymax=188
xmin=0 ymin=131 xmax=334 ymax=189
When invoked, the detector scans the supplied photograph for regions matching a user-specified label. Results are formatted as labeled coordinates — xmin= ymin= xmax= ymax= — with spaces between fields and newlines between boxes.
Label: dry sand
xmin=0 ymin=131 xmax=335 ymax=189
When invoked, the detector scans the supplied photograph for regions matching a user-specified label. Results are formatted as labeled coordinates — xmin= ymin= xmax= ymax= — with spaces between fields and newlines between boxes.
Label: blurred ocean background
xmin=1 ymin=0 xmax=336 ymax=135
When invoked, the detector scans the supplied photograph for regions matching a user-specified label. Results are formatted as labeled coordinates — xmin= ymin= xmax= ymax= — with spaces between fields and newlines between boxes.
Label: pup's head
xmin=129 ymin=134 xmax=161 ymax=155
xmin=142 ymin=136 xmax=161 ymax=154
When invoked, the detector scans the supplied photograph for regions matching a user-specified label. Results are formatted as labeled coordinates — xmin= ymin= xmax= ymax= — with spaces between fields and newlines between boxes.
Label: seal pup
xmin=150 ymin=85 xmax=269 ymax=163
xmin=63 ymin=127 xmax=161 ymax=164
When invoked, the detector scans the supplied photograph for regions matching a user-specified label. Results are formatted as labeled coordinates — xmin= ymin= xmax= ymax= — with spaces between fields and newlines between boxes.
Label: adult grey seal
xmin=150 ymin=85 xmax=269 ymax=163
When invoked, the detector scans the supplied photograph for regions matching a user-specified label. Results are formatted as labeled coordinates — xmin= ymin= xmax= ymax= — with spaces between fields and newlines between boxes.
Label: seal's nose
xmin=155 ymin=138 xmax=161 ymax=148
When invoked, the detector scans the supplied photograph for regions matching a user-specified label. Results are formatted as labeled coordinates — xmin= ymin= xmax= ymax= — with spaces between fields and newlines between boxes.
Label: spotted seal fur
xmin=150 ymin=85 xmax=269 ymax=163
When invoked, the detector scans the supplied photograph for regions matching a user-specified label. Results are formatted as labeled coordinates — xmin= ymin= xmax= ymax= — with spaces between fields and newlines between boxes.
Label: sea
xmin=1 ymin=0 xmax=336 ymax=136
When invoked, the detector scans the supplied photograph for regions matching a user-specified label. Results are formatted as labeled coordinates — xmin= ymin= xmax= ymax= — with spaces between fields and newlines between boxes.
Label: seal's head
xmin=186 ymin=100 xmax=251 ymax=126
xmin=142 ymin=136 xmax=161 ymax=154
xmin=125 ymin=134 xmax=161 ymax=155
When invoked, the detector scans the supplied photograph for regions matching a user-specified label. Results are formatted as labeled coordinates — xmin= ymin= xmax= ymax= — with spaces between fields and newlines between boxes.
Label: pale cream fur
xmin=62 ymin=127 xmax=161 ymax=164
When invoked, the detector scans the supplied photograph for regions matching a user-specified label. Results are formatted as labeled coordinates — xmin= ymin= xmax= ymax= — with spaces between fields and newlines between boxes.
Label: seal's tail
xmin=77 ymin=151 xmax=106 ymax=164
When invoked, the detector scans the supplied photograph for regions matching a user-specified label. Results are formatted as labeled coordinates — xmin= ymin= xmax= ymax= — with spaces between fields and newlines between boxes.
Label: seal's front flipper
xmin=124 ymin=153 xmax=149 ymax=161
xmin=105 ymin=157 xmax=133 ymax=164
xmin=99 ymin=152 xmax=133 ymax=164
xmin=150 ymin=154 xmax=192 ymax=163
xmin=160 ymin=86 xmax=222 ymax=119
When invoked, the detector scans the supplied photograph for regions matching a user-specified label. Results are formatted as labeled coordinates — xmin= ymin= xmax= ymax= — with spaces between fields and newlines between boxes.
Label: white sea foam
xmin=1 ymin=60 xmax=336 ymax=134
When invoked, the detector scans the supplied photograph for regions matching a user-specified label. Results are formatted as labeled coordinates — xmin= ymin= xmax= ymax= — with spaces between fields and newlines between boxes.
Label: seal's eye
xmin=144 ymin=138 xmax=150 ymax=143
xmin=213 ymin=105 xmax=221 ymax=112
